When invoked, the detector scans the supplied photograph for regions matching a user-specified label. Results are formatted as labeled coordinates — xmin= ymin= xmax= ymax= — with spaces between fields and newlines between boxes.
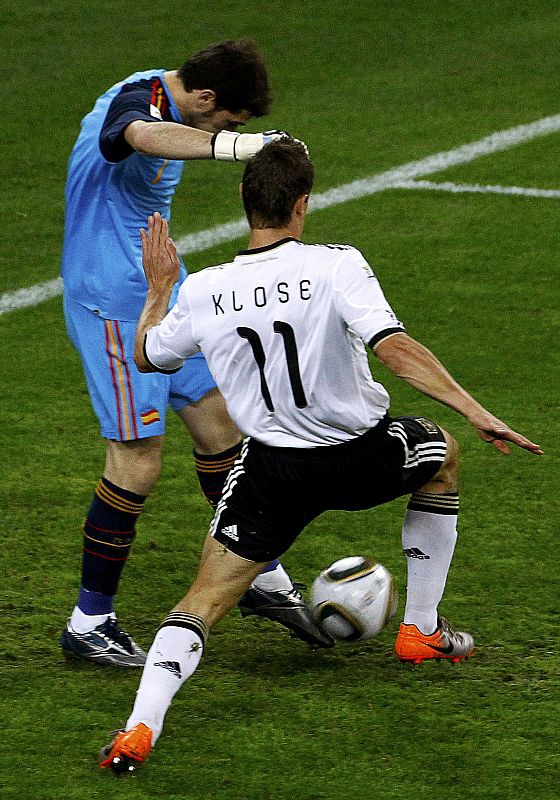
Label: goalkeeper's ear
xmin=189 ymin=88 xmax=216 ymax=112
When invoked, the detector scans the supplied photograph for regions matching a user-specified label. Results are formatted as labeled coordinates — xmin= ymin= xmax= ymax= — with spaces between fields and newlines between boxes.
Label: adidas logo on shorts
xmin=221 ymin=524 xmax=239 ymax=541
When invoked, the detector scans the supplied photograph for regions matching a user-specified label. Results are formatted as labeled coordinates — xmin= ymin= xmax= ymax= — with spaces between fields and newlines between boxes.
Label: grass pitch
xmin=1 ymin=2 xmax=558 ymax=798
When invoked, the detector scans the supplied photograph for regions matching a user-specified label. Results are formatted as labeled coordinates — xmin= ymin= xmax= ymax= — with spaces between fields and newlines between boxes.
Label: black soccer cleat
xmin=61 ymin=617 xmax=147 ymax=667
xmin=239 ymin=584 xmax=335 ymax=649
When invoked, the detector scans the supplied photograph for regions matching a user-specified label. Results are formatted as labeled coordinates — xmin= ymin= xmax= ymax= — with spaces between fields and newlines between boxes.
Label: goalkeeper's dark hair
xmin=241 ymin=140 xmax=314 ymax=228
xmin=178 ymin=39 xmax=272 ymax=116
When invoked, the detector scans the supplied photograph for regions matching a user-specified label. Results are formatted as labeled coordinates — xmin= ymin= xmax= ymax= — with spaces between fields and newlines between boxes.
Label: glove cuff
xmin=212 ymin=130 xmax=239 ymax=161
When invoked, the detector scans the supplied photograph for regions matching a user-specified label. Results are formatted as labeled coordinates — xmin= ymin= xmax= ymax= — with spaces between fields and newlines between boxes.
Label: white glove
xmin=212 ymin=129 xmax=307 ymax=162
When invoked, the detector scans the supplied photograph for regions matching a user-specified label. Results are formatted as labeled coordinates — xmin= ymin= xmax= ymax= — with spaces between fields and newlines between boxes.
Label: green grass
xmin=1 ymin=1 xmax=559 ymax=798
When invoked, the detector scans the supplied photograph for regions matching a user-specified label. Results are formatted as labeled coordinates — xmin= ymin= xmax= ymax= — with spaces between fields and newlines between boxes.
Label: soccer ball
xmin=311 ymin=556 xmax=398 ymax=641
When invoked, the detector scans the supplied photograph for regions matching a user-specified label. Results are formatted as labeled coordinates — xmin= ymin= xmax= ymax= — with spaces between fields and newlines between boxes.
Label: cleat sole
xmin=399 ymin=653 xmax=472 ymax=665
xmin=100 ymin=752 xmax=142 ymax=774
xmin=110 ymin=755 xmax=140 ymax=774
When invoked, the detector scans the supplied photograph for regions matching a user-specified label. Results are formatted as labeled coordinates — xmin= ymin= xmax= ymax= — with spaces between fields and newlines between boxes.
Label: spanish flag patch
xmin=140 ymin=409 xmax=161 ymax=425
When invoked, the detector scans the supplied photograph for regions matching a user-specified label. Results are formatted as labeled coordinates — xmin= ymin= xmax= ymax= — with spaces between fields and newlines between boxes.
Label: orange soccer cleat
xmin=99 ymin=723 xmax=153 ymax=773
xmin=395 ymin=617 xmax=474 ymax=665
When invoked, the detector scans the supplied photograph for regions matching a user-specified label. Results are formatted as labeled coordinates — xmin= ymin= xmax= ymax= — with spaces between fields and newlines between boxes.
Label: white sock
xmin=126 ymin=616 xmax=206 ymax=743
xmin=70 ymin=606 xmax=109 ymax=633
xmin=402 ymin=498 xmax=459 ymax=635
xmin=251 ymin=562 xmax=294 ymax=592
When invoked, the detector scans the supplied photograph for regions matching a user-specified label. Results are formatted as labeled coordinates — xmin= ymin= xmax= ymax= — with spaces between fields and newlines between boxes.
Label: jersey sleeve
xmin=144 ymin=281 xmax=199 ymax=372
xmin=99 ymin=86 xmax=162 ymax=163
xmin=332 ymin=248 xmax=406 ymax=347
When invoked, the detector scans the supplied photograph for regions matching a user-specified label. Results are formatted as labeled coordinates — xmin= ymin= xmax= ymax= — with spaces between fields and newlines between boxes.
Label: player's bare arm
xmin=373 ymin=332 xmax=543 ymax=456
xmin=134 ymin=213 xmax=180 ymax=372
xmin=125 ymin=120 xmax=214 ymax=159
xmin=125 ymin=120 xmax=290 ymax=162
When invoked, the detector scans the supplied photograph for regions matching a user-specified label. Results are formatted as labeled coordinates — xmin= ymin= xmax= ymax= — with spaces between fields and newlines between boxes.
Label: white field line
xmin=393 ymin=179 xmax=560 ymax=198
xmin=3 ymin=112 xmax=560 ymax=316
xmin=0 ymin=277 xmax=64 ymax=315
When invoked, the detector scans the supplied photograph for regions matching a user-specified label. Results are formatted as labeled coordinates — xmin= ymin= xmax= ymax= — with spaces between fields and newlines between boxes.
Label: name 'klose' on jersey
xmin=211 ymin=280 xmax=312 ymax=315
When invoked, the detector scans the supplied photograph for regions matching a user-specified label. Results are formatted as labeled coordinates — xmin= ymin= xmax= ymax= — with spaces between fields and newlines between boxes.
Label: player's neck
xmin=247 ymin=228 xmax=299 ymax=250
xmin=163 ymin=71 xmax=190 ymax=116
xmin=163 ymin=71 xmax=180 ymax=98
xmin=247 ymin=217 xmax=304 ymax=250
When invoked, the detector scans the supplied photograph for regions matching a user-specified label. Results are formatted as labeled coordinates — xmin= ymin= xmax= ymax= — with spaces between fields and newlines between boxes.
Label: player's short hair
xmin=241 ymin=140 xmax=314 ymax=229
xmin=178 ymin=39 xmax=272 ymax=116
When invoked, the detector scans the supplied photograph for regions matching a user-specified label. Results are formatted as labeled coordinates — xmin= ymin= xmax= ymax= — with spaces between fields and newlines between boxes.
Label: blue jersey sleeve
xmin=99 ymin=80 xmax=166 ymax=163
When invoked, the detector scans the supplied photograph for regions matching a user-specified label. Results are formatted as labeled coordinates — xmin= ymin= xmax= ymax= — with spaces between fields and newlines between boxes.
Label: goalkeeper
xmin=60 ymin=40 xmax=332 ymax=670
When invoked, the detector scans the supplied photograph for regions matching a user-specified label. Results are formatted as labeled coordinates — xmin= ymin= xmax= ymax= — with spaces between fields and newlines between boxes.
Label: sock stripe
xmin=95 ymin=486 xmax=143 ymax=514
xmin=159 ymin=612 xmax=208 ymax=646
xmin=83 ymin=547 xmax=129 ymax=562
xmin=85 ymin=521 xmax=136 ymax=535
xmin=412 ymin=494 xmax=458 ymax=506
xmin=95 ymin=480 xmax=145 ymax=514
xmin=408 ymin=491 xmax=459 ymax=515
xmin=194 ymin=461 xmax=238 ymax=474
xmin=194 ymin=455 xmax=240 ymax=472
xmin=84 ymin=532 xmax=136 ymax=549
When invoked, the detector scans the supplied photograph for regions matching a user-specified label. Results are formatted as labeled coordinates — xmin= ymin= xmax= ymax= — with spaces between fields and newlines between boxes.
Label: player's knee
xmin=105 ymin=436 xmax=164 ymax=494
xmin=422 ymin=430 xmax=458 ymax=494
xmin=438 ymin=431 xmax=459 ymax=490
xmin=178 ymin=389 xmax=241 ymax=454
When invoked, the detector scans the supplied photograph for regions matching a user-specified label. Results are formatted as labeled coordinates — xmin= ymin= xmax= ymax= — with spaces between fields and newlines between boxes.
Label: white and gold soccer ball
xmin=311 ymin=556 xmax=398 ymax=641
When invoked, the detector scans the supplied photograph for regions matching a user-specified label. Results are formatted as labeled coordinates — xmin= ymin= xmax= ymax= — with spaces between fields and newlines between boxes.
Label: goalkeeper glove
xmin=212 ymin=130 xmax=308 ymax=162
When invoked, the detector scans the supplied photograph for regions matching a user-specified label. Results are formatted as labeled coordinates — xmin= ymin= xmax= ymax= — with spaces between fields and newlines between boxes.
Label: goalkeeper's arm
xmin=124 ymin=120 xmax=288 ymax=162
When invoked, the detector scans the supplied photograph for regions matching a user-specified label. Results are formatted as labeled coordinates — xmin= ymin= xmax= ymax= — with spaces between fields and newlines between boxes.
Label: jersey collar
xmin=237 ymin=237 xmax=299 ymax=256
xmin=160 ymin=73 xmax=183 ymax=123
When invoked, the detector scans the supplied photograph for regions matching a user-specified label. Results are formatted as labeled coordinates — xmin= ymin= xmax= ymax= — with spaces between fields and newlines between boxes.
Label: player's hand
xmin=212 ymin=129 xmax=308 ymax=161
xmin=140 ymin=212 xmax=180 ymax=291
xmin=468 ymin=411 xmax=543 ymax=455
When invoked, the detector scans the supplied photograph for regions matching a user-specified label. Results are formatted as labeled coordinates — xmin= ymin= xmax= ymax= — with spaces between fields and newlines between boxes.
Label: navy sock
xmin=259 ymin=559 xmax=280 ymax=573
xmin=194 ymin=441 xmax=243 ymax=509
xmin=78 ymin=477 xmax=146 ymax=611
xmin=77 ymin=587 xmax=113 ymax=616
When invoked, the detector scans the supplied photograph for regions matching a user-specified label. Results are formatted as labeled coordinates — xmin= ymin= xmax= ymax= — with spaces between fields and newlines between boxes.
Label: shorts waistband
xmin=249 ymin=415 xmax=390 ymax=460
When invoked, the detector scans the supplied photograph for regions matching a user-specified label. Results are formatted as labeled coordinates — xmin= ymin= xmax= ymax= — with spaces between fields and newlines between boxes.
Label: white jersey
xmin=145 ymin=238 xmax=406 ymax=447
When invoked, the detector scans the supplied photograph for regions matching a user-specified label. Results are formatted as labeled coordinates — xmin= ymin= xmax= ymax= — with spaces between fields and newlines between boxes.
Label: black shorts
xmin=211 ymin=415 xmax=447 ymax=563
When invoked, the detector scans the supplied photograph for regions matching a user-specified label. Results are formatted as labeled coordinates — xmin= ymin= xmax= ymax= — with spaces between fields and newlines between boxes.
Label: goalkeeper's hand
xmin=212 ymin=129 xmax=308 ymax=162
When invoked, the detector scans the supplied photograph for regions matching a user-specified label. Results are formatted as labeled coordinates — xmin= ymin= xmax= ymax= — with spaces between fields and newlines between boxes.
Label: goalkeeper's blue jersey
xmin=61 ymin=69 xmax=187 ymax=320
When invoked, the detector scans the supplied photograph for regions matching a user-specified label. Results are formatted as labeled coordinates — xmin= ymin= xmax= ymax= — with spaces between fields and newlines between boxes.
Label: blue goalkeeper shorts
xmin=64 ymin=298 xmax=217 ymax=441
